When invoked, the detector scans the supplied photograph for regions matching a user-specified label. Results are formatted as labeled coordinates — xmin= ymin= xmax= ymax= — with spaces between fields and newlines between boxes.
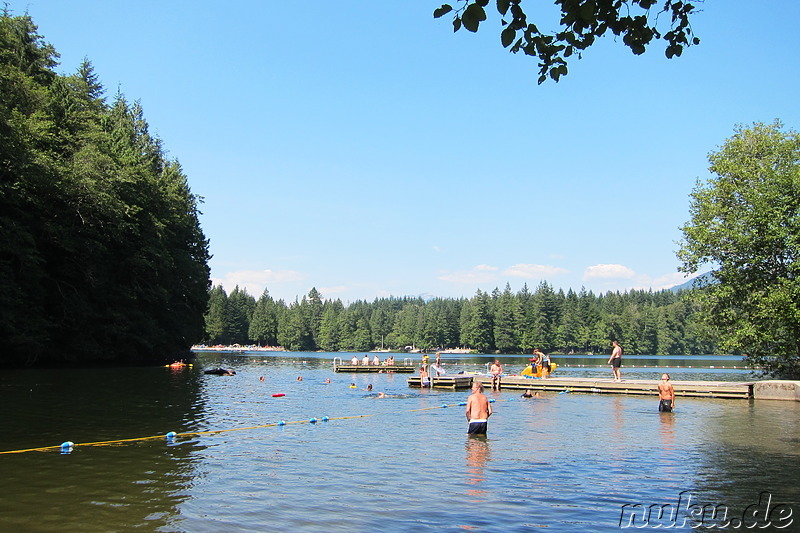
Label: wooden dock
xmin=406 ymin=374 xmax=474 ymax=390
xmin=334 ymin=364 xmax=416 ymax=373
xmin=473 ymin=376 xmax=754 ymax=399
xmin=406 ymin=374 xmax=755 ymax=399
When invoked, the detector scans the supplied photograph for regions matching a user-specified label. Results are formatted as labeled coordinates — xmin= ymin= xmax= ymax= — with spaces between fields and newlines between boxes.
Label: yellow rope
xmin=0 ymin=399 xmax=503 ymax=455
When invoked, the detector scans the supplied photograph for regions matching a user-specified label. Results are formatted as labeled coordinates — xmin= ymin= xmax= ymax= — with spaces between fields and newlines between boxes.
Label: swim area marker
xmin=0 ymin=398 xmax=506 ymax=455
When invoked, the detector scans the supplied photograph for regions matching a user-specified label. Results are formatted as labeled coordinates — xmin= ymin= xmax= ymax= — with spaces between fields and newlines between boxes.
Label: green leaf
xmin=501 ymin=26 xmax=516 ymax=48
xmin=462 ymin=3 xmax=487 ymax=33
xmin=453 ymin=17 xmax=462 ymax=32
xmin=497 ymin=0 xmax=511 ymax=16
xmin=433 ymin=4 xmax=453 ymax=18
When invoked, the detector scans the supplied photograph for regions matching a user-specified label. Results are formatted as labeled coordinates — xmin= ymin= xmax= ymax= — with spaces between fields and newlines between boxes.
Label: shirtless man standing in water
xmin=658 ymin=373 xmax=675 ymax=412
xmin=465 ymin=382 xmax=492 ymax=435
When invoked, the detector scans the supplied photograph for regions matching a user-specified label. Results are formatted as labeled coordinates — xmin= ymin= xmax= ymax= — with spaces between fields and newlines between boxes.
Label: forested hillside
xmin=0 ymin=12 xmax=210 ymax=366
xmin=203 ymin=283 xmax=718 ymax=356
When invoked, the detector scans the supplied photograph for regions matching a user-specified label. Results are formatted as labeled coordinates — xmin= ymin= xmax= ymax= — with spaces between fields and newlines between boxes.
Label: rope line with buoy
xmin=0 ymin=398 xmax=506 ymax=455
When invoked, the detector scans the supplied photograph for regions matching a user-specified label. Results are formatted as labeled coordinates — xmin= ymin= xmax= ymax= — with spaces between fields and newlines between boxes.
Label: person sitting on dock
xmin=372 ymin=355 xmax=380 ymax=365
xmin=351 ymin=355 xmax=359 ymax=365
xmin=658 ymin=374 xmax=675 ymax=412
xmin=386 ymin=355 xmax=394 ymax=365
xmin=466 ymin=381 xmax=492 ymax=435
xmin=490 ymin=360 xmax=503 ymax=391
xmin=362 ymin=354 xmax=370 ymax=366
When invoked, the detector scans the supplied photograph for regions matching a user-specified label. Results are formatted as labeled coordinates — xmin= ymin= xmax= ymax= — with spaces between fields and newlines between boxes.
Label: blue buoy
xmin=309 ymin=417 xmax=317 ymax=424
xmin=60 ymin=441 xmax=74 ymax=449
xmin=278 ymin=420 xmax=286 ymax=426
xmin=489 ymin=399 xmax=496 ymax=403
xmin=458 ymin=401 xmax=467 ymax=406
xmin=321 ymin=416 xmax=329 ymax=422
xmin=441 ymin=404 xmax=448 ymax=408
xmin=166 ymin=431 xmax=177 ymax=439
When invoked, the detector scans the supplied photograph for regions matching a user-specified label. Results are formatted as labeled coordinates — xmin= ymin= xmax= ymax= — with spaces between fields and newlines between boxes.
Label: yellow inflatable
xmin=521 ymin=363 xmax=557 ymax=378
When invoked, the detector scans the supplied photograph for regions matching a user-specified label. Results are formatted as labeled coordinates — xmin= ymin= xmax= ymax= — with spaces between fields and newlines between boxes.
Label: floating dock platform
xmin=334 ymin=364 xmax=416 ymax=373
xmin=474 ymin=376 xmax=754 ymax=399
xmin=407 ymin=375 xmax=474 ymax=390
xmin=407 ymin=375 xmax=760 ymax=399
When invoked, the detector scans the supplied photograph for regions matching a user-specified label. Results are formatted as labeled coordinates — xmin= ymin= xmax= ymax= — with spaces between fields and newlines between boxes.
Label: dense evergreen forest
xmin=203 ymin=283 xmax=718 ymax=356
xmin=0 ymin=12 xmax=210 ymax=367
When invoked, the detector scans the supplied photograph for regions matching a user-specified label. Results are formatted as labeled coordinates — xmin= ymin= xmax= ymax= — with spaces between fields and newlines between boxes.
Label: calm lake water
xmin=1 ymin=352 xmax=798 ymax=532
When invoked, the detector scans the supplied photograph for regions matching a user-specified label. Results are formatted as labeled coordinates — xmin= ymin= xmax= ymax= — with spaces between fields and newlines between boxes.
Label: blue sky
xmin=19 ymin=1 xmax=800 ymax=303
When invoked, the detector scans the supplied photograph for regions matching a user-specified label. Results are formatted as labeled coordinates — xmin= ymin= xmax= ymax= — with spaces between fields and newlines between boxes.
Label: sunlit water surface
xmin=1 ymin=353 xmax=798 ymax=532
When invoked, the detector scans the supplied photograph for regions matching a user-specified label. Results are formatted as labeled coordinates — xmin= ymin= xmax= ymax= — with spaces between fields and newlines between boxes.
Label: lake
xmin=1 ymin=352 xmax=797 ymax=532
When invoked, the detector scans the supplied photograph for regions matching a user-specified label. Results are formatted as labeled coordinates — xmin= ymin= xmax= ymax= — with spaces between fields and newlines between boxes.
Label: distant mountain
xmin=670 ymin=272 xmax=713 ymax=293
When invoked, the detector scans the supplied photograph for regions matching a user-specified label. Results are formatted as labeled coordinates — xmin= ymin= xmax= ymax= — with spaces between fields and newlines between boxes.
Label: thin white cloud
xmin=438 ymin=265 xmax=500 ymax=284
xmin=583 ymin=264 xmax=636 ymax=280
xmin=318 ymin=285 xmax=349 ymax=297
xmin=212 ymin=268 xmax=306 ymax=295
xmin=432 ymin=245 xmax=442 ymax=253
xmin=503 ymin=264 xmax=569 ymax=278
xmin=630 ymin=272 xmax=696 ymax=291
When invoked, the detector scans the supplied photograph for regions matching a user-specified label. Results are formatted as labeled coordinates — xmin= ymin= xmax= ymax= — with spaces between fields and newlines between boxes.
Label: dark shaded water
xmin=1 ymin=353 xmax=797 ymax=532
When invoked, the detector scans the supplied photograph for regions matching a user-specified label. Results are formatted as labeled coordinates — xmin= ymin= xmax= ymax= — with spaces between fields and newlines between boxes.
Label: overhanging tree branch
xmin=434 ymin=0 xmax=702 ymax=83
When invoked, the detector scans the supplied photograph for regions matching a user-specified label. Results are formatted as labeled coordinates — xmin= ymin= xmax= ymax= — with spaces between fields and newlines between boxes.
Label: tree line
xmin=202 ymin=282 xmax=717 ymax=356
xmin=0 ymin=12 xmax=210 ymax=367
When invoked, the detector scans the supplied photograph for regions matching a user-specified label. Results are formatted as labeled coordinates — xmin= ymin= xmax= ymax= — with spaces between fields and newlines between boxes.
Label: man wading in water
xmin=465 ymin=381 xmax=492 ymax=435
xmin=658 ymin=374 xmax=675 ymax=412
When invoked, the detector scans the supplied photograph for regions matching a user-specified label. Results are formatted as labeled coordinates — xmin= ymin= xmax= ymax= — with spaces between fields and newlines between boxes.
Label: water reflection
xmin=659 ymin=410 xmax=676 ymax=450
xmin=465 ymin=436 xmax=490 ymax=489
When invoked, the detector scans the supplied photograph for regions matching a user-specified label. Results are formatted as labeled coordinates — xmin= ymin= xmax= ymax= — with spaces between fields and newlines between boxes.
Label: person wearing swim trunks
xmin=608 ymin=340 xmax=623 ymax=382
xmin=658 ymin=373 xmax=675 ymax=412
xmin=466 ymin=381 xmax=492 ymax=435
xmin=419 ymin=364 xmax=430 ymax=388
xmin=539 ymin=350 xmax=552 ymax=378
xmin=490 ymin=360 xmax=503 ymax=391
